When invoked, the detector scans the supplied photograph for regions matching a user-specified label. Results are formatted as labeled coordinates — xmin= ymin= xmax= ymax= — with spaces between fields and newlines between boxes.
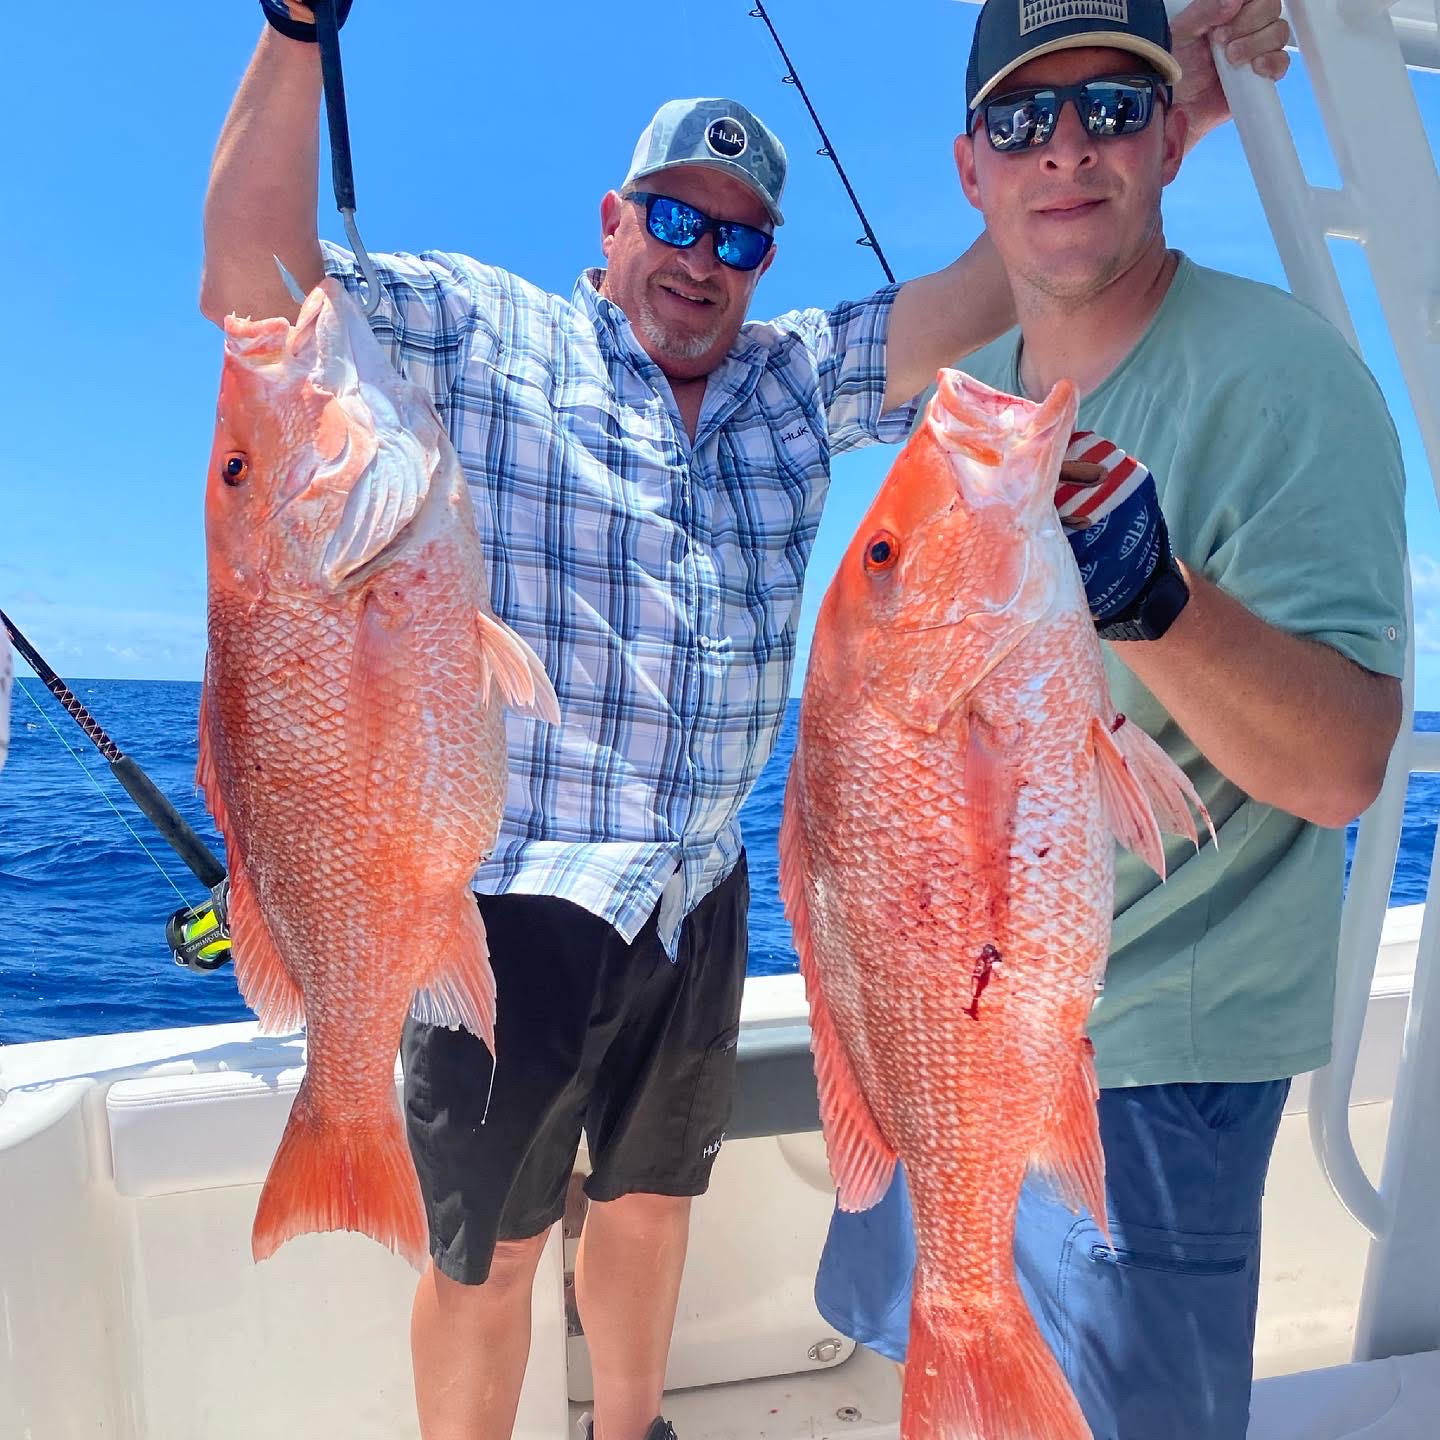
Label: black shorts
xmin=401 ymin=855 xmax=749 ymax=1285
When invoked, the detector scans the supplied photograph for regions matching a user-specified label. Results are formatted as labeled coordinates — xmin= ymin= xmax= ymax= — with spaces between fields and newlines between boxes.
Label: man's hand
xmin=1057 ymin=434 xmax=1173 ymax=630
xmin=1172 ymin=0 xmax=1292 ymax=146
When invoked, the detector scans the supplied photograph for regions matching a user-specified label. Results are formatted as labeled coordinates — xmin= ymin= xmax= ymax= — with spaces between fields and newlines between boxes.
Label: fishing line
xmin=1 ymin=609 xmax=233 ymax=971
xmin=14 ymin=679 xmax=190 ymax=906
xmin=747 ymin=0 xmax=895 ymax=283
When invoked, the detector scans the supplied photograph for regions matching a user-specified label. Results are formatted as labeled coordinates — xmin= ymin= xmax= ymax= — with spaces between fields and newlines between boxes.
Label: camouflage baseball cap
xmin=624 ymin=98 xmax=787 ymax=227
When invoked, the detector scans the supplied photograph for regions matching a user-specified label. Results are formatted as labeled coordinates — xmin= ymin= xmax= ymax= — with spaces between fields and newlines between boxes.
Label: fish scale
xmin=781 ymin=369 xmax=1211 ymax=1439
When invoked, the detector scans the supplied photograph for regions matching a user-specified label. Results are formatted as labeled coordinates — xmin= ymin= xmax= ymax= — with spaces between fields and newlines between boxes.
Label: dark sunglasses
xmin=624 ymin=191 xmax=775 ymax=272
xmin=976 ymin=75 xmax=1172 ymax=154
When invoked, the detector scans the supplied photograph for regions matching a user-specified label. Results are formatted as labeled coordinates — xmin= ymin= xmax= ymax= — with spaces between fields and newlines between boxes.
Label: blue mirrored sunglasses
xmin=976 ymin=75 xmax=1171 ymax=153
xmin=625 ymin=192 xmax=775 ymax=272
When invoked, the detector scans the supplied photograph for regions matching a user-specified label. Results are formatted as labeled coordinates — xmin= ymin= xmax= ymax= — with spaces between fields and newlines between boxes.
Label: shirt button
xmin=698 ymin=635 xmax=713 ymax=650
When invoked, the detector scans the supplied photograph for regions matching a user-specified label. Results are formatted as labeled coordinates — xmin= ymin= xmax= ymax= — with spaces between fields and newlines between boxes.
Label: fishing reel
xmin=166 ymin=880 xmax=232 ymax=973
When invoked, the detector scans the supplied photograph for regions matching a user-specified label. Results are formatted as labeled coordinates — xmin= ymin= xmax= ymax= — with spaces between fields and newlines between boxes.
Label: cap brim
xmin=626 ymin=158 xmax=785 ymax=227
xmin=969 ymin=36 xmax=1183 ymax=111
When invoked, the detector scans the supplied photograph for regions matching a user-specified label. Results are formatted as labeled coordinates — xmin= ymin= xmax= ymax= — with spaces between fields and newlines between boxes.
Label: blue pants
xmin=814 ymin=1080 xmax=1291 ymax=1440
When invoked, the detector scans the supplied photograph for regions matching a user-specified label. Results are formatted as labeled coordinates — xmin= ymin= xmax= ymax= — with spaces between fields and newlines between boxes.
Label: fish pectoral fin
xmin=474 ymin=610 xmax=561 ymax=725
xmin=410 ymin=890 xmax=497 ymax=1054
xmin=1108 ymin=713 xmax=1217 ymax=852
xmin=1090 ymin=715 xmax=1167 ymax=878
xmin=964 ymin=711 xmax=1019 ymax=911
xmin=229 ymin=866 xmax=306 ymax=1035
xmin=1029 ymin=1038 xmax=1109 ymax=1246
xmin=778 ymin=750 xmax=896 ymax=1211
xmin=346 ymin=590 xmax=409 ymax=804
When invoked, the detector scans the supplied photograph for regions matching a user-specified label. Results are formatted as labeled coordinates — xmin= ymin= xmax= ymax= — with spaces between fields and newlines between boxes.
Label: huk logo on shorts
xmin=705 ymin=118 xmax=748 ymax=159
xmin=1020 ymin=0 xmax=1128 ymax=35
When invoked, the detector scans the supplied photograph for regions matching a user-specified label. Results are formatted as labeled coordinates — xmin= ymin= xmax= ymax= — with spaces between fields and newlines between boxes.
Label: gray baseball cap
xmin=624 ymin=98 xmax=788 ymax=226
xmin=966 ymin=0 xmax=1183 ymax=114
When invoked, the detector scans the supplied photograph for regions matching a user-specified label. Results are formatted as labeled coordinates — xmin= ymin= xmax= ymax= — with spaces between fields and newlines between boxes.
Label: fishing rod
xmin=747 ymin=0 xmax=895 ymax=283
xmin=0 ymin=608 xmax=233 ymax=973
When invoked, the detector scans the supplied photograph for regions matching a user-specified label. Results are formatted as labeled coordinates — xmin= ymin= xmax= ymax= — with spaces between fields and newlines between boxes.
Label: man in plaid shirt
xmin=201 ymin=3 xmax=1291 ymax=1437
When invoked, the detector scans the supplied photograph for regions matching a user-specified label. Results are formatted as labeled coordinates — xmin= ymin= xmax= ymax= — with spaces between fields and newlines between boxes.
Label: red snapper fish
xmin=780 ymin=369 xmax=1211 ymax=1439
xmin=200 ymin=278 xmax=559 ymax=1267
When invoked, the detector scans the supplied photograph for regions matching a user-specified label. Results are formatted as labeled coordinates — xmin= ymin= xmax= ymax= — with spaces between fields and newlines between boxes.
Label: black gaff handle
xmin=314 ymin=0 xmax=357 ymax=216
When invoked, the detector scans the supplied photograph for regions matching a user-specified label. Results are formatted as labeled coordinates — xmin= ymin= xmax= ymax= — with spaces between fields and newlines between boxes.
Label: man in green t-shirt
xmin=812 ymin=0 xmax=1407 ymax=1434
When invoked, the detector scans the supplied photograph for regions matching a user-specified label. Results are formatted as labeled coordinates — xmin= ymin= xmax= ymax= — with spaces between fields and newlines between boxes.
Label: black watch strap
xmin=1097 ymin=559 xmax=1190 ymax=642
xmin=260 ymin=0 xmax=354 ymax=43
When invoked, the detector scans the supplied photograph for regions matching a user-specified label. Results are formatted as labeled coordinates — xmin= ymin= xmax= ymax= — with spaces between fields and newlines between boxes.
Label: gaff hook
xmin=313 ymin=0 xmax=382 ymax=317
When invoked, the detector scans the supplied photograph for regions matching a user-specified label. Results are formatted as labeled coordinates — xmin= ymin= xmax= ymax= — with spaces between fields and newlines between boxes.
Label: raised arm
xmin=1113 ymin=571 xmax=1401 ymax=828
xmin=200 ymin=16 xmax=326 ymax=325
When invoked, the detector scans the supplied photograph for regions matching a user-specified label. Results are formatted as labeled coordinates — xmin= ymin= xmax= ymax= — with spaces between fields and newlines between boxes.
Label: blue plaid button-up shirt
xmin=323 ymin=242 xmax=915 ymax=955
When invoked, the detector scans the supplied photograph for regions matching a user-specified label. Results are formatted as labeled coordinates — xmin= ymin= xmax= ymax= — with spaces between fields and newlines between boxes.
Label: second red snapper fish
xmin=200 ymin=278 xmax=559 ymax=1268
xmin=780 ymin=370 xmax=1212 ymax=1439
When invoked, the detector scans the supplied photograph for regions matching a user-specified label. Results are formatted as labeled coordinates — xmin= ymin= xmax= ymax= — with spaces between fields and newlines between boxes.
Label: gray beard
xmin=635 ymin=290 xmax=727 ymax=362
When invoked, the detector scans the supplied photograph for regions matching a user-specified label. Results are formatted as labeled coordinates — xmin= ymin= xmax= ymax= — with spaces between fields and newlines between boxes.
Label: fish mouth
xmin=929 ymin=369 xmax=1076 ymax=516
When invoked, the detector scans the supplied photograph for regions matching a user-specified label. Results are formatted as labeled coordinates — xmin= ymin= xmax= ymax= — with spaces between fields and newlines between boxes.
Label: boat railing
xmin=1163 ymin=0 xmax=1440 ymax=1364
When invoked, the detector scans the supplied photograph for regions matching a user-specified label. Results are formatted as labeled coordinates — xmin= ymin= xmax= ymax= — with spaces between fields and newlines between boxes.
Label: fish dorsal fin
xmin=1091 ymin=714 xmax=1216 ymax=878
xmin=963 ymin=710 xmax=1019 ymax=935
xmin=779 ymin=742 xmax=897 ymax=1210
xmin=474 ymin=610 xmax=562 ymax=725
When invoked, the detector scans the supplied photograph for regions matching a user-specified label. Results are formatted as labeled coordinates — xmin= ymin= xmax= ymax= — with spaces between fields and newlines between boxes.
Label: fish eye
xmin=221 ymin=452 xmax=249 ymax=487
xmin=864 ymin=531 xmax=899 ymax=573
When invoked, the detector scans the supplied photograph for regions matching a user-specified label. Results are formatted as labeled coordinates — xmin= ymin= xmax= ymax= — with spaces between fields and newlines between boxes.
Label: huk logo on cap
xmin=705 ymin=117 xmax=748 ymax=159
xmin=1021 ymin=0 xmax=1129 ymax=35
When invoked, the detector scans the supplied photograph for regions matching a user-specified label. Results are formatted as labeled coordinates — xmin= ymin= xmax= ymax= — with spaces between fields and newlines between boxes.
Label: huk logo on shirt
xmin=1021 ymin=0 xmax=1128 ymax=35
xmin=706 ymin=118 xmax=748 ymax=159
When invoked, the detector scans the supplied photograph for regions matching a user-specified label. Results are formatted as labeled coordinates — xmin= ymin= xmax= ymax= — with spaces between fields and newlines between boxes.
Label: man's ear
xmin=600 ymin=190 xmax=624 ymax=259
xmin=1161 ymin=103 xmax=1188 ymax=186
xmin=954 ymin=132 xmax=983 ymax=211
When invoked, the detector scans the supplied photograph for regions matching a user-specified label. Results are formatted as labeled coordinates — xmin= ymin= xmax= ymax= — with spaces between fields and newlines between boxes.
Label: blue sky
xmin=3 ymin=4 xmax=1438 ymax=700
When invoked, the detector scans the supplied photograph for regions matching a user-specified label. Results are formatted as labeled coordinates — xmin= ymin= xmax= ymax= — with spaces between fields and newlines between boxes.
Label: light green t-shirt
xmin=953 ymin=254 xmax=1408 ymax=1088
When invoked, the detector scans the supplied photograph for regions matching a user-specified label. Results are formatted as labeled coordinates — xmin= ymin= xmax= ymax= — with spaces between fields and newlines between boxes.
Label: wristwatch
xmin=1097 ymin=559 xmax=1191 ymax=642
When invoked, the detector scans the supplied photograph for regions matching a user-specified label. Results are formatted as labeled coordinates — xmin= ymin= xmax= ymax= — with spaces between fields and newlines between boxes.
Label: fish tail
xmin=251 ymin=1077 xmax=428 ymax=1270
xmin=903 ymin=1291 xmax=1090 ymax=1440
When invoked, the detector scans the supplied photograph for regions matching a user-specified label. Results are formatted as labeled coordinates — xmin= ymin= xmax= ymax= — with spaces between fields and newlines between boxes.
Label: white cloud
xmin=2 ymin=596 xmax=205 ymax=682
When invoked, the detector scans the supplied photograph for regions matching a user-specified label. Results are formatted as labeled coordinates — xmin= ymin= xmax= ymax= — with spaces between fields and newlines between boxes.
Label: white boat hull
xmin=0 ymin=907 xmax=1427 ymax=1438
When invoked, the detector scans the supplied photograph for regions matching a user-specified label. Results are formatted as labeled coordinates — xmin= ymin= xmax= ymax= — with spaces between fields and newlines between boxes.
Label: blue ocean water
xmin=0 ymin=679 xmax=1435 ymax=1046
